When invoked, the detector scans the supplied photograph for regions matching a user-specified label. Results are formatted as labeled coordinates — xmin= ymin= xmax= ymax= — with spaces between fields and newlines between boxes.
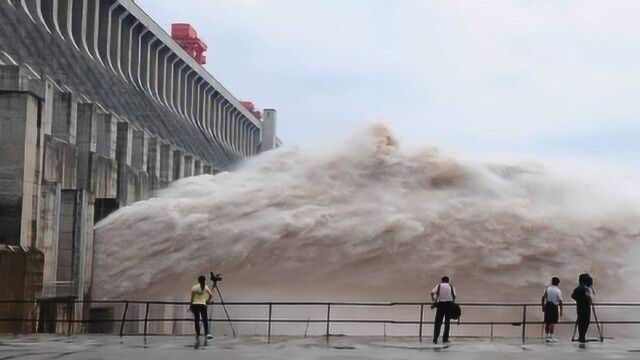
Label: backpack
xmin=450 ymin=303 xmax=462 ymax=320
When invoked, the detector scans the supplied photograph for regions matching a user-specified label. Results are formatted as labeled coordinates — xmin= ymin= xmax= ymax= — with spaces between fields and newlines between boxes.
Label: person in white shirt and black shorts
xmin=430 ymin=276 xmax=456 ymax=344
xmin=541 ymin=277 xmax=563 ymax=342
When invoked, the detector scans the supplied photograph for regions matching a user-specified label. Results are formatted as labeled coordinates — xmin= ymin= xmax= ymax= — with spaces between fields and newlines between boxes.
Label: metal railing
xmin=2 ymin=299 xmax=640 ymax=344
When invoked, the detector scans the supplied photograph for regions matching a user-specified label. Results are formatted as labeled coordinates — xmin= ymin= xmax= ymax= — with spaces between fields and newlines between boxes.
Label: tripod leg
xmin=215 ymin=286 xmax=237 ymax=338
xmin=591 ymin=305 xmax=604 ymax=342
xmin=571 ymin=319 xmax=578 ymax=342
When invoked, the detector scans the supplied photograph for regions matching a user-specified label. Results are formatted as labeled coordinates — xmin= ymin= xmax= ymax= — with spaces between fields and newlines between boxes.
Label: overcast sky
xmin=138 ymin=0 xmax=640 ymax=166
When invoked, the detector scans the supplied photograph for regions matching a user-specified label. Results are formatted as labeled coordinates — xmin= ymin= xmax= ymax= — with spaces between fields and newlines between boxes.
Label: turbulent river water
xmin=93 ymin=124 xmax=640 ymax=303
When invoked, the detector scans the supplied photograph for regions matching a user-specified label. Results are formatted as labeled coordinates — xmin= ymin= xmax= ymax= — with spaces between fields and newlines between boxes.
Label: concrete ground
xmin=1 ymin=335 xmax=640 ymax=360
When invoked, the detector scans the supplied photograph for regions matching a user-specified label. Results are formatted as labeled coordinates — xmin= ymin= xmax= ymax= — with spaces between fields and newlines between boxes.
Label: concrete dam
xmin=0 ymin=0 xmax=279 ymax=327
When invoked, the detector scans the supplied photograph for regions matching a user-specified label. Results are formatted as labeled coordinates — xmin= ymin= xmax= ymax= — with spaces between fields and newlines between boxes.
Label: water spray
xmin=93 ymin=124 xmax=640 ymax=306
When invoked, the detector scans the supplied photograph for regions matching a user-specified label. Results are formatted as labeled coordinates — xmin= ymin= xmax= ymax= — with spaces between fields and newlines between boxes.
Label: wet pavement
xmin=1 ymin=335 xmax=640 ymax=359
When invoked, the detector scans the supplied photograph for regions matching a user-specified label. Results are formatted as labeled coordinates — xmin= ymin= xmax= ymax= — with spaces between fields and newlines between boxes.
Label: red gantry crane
xmin=171 ymin=23 xmax=208 ymax=65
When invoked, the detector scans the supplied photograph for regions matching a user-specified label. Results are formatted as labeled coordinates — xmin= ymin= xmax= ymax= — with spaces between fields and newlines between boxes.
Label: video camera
xmin=579 ymin=273 xmax=593 ymax=288
xmin=210 ymin=272 xmax=222 ymax=287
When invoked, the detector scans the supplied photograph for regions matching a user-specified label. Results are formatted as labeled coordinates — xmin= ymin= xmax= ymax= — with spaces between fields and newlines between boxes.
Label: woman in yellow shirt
xmin=190 ymin=275 xmax=213 ymax=339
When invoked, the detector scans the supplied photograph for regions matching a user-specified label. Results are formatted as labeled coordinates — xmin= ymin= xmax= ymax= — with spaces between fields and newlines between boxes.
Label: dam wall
xmin=0 ymin=0 xmax=279 ymax=311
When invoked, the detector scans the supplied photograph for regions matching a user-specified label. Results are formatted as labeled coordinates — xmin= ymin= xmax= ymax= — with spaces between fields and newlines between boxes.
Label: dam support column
xmin=75 ymin=103 xmax=98 ymax=306
xmin=116 ymin=121 xmax=134 ymax=206
xmin=131 ymin=128 xmax=149 ymax=201
xmin=183 ymin=155 xmax=193 ymax=178
xmin=172 ymin=149 xmax=184 ymax=181
xmin=159 ymin=143 xmax=174 ymax=187
xmin=193 ymin=159 xmax=202 ymax=176
xmin=147 ymin=137 xmax=161 ymax=191
xmin=94 ymin=112 xmax=118 ymax=223
xmin=40 ymin=86 xmax=79 ymax=299
xmin=76 ymin=104 xmax=97 ymax=191
xmin=0 ymin=65 xmax=43 ymax=247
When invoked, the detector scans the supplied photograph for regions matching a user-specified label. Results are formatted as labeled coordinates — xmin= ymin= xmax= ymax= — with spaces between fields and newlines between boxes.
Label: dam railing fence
xmin=2 ymin=299 xmax=640 ymax=344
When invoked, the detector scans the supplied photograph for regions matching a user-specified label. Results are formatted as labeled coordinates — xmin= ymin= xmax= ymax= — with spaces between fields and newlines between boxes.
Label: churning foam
xmin=93 ymin=124 xmax=640 ymax=302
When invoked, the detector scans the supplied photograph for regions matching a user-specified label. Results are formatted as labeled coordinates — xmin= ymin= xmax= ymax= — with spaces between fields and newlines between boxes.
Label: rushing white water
xmin=93 ymin=124 xmax=640 ymax=302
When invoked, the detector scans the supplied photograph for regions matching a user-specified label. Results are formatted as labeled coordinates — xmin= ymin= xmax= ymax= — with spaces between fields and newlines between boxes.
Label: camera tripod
xmin=210 ymin=273 xmax=237 ymax=338
xmin=570 ymin=304 xmax=604 ymax=343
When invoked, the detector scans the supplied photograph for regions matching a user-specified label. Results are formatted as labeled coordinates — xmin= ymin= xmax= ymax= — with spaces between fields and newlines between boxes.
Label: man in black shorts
xmin=541 ymin=277 xmax=563 ymax=342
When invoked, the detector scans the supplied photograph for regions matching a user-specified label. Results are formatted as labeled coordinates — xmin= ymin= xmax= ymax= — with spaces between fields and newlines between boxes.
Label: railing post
xmin=67 ymin=299 xmax=73 ymax=336
xmin=325 ymin=303 xmax=331 ymax=338
xmin=267 ymin=303 xmax=272 ymax=344
xmin=47 ymin=299 xmax=55 ymax=333
xmin=490 ymin=322 xmax=494 ymax=340
xmin=143 ymin=302 xmax=150 ymax=338
xmin=521 ymin=305 xmax=527 ymax=344
xmin=119 ymin=301 xmax=130 ymax=337
xmin=419 ymin=304 xmax=424 ymax=343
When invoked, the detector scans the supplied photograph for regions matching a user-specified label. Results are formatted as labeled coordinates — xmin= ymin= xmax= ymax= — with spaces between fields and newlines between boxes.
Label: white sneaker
xmin=206 ymin=334 xmax=213 ymax=340
xmin=545 ymin=336 xmax=552 ymax=342
xmin=551 ymin=336 xmax=558 ymax=343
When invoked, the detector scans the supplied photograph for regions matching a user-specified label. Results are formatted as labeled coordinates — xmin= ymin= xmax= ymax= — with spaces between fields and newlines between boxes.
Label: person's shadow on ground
xmin=194 ymin=337 xmax=209 ymax=349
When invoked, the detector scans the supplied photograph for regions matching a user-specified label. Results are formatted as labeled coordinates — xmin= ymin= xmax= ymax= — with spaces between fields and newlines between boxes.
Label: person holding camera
xmin=541 ymin=277 xmax=563 ymax=342
xmin=571 ymin=273 xmax=594 ymax=344
xmin=190 ymin=275 xmax=213 ymax=340
xmin=430 ymin=276 xmax=456 ymax=344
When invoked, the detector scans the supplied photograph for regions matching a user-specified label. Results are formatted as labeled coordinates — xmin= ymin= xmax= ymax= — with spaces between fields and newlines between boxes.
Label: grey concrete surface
xmin=1 ymin=335 xmax=639 ymax=360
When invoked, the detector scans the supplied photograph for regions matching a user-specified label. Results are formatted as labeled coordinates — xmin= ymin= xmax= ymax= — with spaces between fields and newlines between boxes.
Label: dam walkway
xmin=1 ymin=334 xmax=640 ymax=360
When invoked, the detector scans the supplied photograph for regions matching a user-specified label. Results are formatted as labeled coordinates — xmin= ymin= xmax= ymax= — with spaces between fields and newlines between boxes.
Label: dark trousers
xmin=433 ymin=301 xmax=453 ymax=343
xmin=191 ymin=304 xmax=209 ymax=336
xmin=577 ymin=305 xmax=591 ymax=342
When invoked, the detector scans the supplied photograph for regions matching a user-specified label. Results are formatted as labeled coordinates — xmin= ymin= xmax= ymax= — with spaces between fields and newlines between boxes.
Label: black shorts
xmin=544 ymin=302 xmax=559 ymax=324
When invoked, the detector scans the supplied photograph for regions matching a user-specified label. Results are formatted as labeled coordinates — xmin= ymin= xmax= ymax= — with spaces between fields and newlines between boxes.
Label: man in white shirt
xmin=430 ymin=276 xmax=456 ymax=344
xmin=541 ymin=276 xmax=563 ymax=342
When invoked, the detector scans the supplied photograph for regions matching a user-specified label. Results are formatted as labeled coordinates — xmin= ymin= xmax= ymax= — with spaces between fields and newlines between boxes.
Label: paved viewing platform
xmin=1 ymin=335 xmax=639 ymax=360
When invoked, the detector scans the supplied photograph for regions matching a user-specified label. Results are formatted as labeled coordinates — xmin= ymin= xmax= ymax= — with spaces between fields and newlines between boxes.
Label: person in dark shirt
xmin=571 ymin=273 xmax=593 ymax=343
